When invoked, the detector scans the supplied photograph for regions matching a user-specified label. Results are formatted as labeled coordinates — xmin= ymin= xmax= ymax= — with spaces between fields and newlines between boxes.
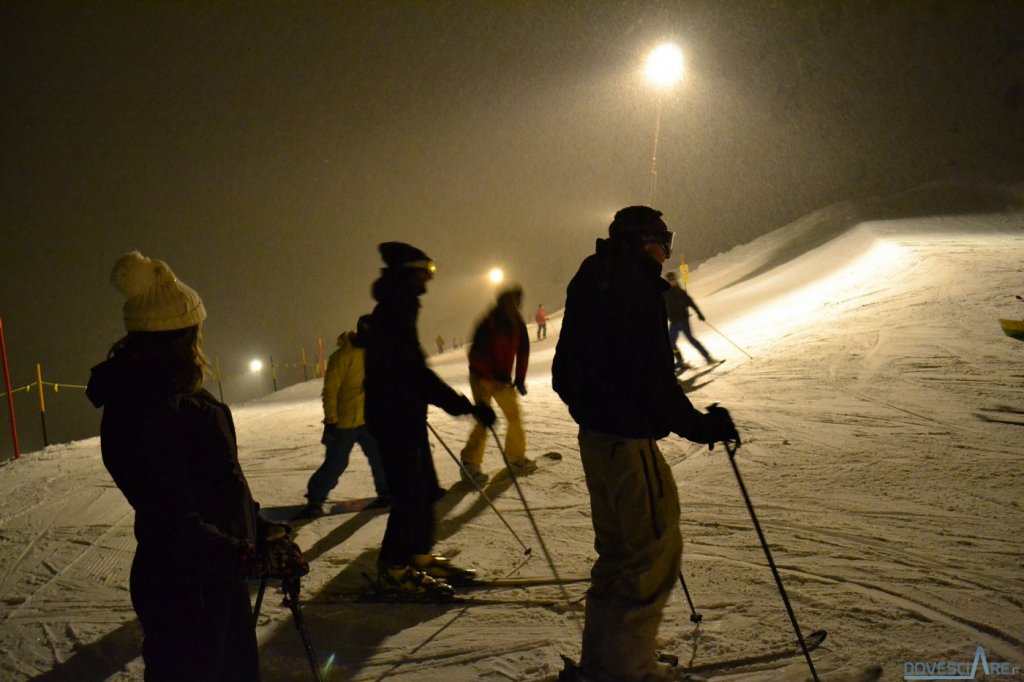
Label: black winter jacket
xmin=664 ymin=286 xmax=702 ymax=323
xmin=364 ymin=271 xmax=472 ymax=429
xmin=553 ymin=238 xmax=710 ymax=441
xmin=87 ymin=356 xmax=261 ymax=585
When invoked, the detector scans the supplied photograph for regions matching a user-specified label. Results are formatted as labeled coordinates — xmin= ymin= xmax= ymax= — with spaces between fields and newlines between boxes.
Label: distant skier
xmin=664 ymin=270 xmax=716 ymax=373
xmin=364 ymin=242 xmax=496 ymax=599
xmin=553 ymin=207 xmax=740 ymax=681
xmin=87 ymin=251 xmax=296 ymax=681
xmin=299 ymin=315 xmax=390 ymax=518
xmin=459 ymin=285 xmax=535 ymax=484
xmin=535 ymin=303 xmax=548 ymax=340
xmin=435 ymin=334 xmax=445 ymax=354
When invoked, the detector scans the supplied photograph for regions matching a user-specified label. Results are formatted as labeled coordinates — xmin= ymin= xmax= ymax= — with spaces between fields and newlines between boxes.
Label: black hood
xmin=86 ymin=355 xmax=188 ymax=408
xmin=371 ymin=268 xmax=425 ymax=304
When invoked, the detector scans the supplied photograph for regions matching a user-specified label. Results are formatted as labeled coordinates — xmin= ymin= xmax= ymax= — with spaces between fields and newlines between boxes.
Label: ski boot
xmin=373 ymin=563 xmax=455 ymax=602
xmin=295 ymin=501 xmax=326 ymax=519
xmin=460 ymin=463 xmax=489 ymax=485
xmin=412 ymin=553 xmax=478 ymax=586
xmin=508 ymin=457 xmax=538 ymax=474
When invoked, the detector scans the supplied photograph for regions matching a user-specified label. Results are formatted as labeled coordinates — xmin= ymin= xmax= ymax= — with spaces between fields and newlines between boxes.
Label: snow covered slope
xmin=1 ymin=192 xmax=1022 ymax=681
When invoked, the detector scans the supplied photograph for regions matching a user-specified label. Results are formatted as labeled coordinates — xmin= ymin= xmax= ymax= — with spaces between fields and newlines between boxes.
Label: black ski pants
xmin=373 ymin=422 xmax=440 ymax=566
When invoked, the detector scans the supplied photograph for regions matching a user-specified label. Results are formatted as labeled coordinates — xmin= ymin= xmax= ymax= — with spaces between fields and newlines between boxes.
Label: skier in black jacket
xmin=364 ymin=242 xmax=495 ymax=598
xmin=87 ymin=251 xmax=273 ymax=682
xmin=664 ymin=270 xmax=716 ymax=372
xmin=553 ymin=207 xmax=740 ymax=681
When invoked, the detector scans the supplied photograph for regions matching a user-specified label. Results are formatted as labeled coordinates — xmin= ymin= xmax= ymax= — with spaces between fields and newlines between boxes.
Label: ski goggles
xmin=405 ymin=259 xmax=437 ymax=276
xmin=638 ymin=229 xmax=675 ymax=257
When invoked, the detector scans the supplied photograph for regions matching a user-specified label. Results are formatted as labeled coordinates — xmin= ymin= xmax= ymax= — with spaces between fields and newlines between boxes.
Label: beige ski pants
xmin=578 ymin=428 xmax=682 ymax=681
xmin=460 ymin=374 xmax=527 ymax=467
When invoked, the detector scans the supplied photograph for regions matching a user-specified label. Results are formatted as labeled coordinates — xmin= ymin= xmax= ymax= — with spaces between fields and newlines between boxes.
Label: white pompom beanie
xmin=110 ymin=251 xmax=207 ymax=332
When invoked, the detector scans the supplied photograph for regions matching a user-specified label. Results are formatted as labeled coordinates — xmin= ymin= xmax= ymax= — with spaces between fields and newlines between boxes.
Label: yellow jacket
xmin=322 ymin=332 xmax=366 ymax=428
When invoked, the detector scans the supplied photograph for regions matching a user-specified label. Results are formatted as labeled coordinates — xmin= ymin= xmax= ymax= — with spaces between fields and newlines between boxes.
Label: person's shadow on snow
xmin=29 ymin=619 xmax=143 ymax=681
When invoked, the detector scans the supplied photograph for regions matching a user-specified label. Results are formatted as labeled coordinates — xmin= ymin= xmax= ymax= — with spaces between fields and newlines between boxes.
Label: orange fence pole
xmin=36 ymin=363 xmax=48 ymax=446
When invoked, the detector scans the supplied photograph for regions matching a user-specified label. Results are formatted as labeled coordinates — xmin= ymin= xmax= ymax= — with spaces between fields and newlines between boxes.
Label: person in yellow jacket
xmin=300 ymin=315 xmax=390 ymax=518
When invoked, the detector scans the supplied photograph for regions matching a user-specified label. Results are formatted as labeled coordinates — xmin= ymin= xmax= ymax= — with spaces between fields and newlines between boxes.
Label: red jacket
xmin=468 ymin=310 xmax=529 ymax=384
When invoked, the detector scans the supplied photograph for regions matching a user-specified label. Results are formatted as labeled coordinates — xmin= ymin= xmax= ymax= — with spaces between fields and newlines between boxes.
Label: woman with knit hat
xmin=87 ymin=252 xmax=274 ymax=681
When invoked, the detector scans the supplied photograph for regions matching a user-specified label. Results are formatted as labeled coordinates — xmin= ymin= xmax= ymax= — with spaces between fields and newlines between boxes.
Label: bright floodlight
xmin=488 ymin=267 xmax=504 ymax=285
xmin=645 ymin=42 xmax=684 ymax=89
xmin=249 ymin=359 xmax=263 ymax=373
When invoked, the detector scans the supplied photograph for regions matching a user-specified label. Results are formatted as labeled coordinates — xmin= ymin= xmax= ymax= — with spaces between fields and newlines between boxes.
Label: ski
xmin=326 ymin=573 xmax=589 ymax=600
xmin=657 ymin=628 xmax=828 ymax=675
xmin=451 ymin=574 xmax=590 ymax=590
xmin=316 ymin=586 xmax=573 ymax=609
xmin=351 ymin=590 xmax=569 ymax=608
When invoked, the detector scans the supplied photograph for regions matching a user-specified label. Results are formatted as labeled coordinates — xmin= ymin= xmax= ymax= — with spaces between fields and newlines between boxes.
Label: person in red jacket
xmin=535 ymin=304 xmax=548 ymax=340
xmin=459 ymin=285 xmax=536 ymax=483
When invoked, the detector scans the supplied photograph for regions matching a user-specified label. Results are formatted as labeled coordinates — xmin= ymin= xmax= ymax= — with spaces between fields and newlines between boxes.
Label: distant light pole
xmin=644 ymin=42 xmax=684 ymax=205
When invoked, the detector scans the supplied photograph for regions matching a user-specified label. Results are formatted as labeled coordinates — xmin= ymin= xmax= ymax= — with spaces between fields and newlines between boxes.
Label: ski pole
xmin=678 ymin=570 xmax=703 ymax=623
xmin=426 ymin=421 xmax=533 ymax=556
xmin=283 ymin=578 xmax=324 ymax=682
xmin=489 ymin=425 xmax=581 ymax=633
xmin=725 ymin=441 xmax=818 ymax=682
xmin=700 ymin=319 xmax=753 ymax=360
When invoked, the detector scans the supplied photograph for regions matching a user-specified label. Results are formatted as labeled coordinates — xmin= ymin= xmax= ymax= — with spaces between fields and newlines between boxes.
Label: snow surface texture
xmin=1 ymin=188 xmax=1022 ymax=681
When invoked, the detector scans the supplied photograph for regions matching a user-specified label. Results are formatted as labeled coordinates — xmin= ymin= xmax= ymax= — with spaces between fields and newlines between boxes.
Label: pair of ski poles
xmin=426 ymin=420 xmax=579 ymax=626
xmin=677 ymin=441 xmax=819 ymax=682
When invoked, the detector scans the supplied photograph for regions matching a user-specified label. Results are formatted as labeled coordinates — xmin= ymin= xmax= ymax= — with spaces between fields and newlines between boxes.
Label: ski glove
xmin=514 ymin=379 xmax=527 ymax=396
xmin=704 ymin=401 xmax=737 ymax=448
xmin=684 ymin=401 xmax=741 ymax=448
xmin=471 ymin=402 xmax=497 ymax=427
xmin=244 ymin=535 xmax=310 ymax=581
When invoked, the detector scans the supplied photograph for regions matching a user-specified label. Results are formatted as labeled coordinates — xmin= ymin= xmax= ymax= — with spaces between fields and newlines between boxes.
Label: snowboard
xmin=999 ymin=318 xmax=1024 ymax=341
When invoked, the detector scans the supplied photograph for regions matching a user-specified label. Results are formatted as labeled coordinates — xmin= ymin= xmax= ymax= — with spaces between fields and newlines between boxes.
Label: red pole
xmin=0 ymin=317 xmax=21 ymax=459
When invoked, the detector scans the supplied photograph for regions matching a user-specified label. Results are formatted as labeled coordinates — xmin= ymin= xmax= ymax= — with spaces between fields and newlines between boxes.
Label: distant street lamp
xmin=488 ymin=267 xmax=505 ymax=286
xmin=643 ymin=42 xmax=684 ymax=205
xmin=249 ymin=359 xmax=263 ymax=373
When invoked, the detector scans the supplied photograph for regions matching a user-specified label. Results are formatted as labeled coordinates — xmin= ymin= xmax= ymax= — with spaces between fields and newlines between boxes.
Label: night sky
xmin=2 ymin=1 xmax=1022 ymax=455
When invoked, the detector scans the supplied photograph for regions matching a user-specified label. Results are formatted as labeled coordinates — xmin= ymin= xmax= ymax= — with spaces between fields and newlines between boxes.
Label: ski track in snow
xmin=1 ymin=210 xmax=1022 ymax=681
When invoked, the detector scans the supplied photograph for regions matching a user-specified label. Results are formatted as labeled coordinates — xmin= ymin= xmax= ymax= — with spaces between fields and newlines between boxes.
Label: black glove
xmin=471 ymin=402 xmax=497 ymax=427
xmin=513 ymin=379 xmax=527 ymax=396
xmin=697 ymin=313 xmax=706 ymax=321
xmin=321 ymin=423 xmax=340 ymax=445
xmin=701 ymin=403 xmax=740 ymax=450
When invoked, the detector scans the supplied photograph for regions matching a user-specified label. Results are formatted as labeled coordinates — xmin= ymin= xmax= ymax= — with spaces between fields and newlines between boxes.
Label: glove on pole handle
xmin=426 ymin=421 xmax=532 ymax=556
xmin=489 ymin=425 xmax=582 ymax=635
xmin=726 ymin=441 xmax=818 ymax=682
xmin=701 ymin=319 xmax=754 ymax=360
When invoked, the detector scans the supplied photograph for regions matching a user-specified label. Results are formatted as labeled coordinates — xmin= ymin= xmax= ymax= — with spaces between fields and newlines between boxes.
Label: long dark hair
xmin=107 ymin=326 xmax=207 ymax=394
